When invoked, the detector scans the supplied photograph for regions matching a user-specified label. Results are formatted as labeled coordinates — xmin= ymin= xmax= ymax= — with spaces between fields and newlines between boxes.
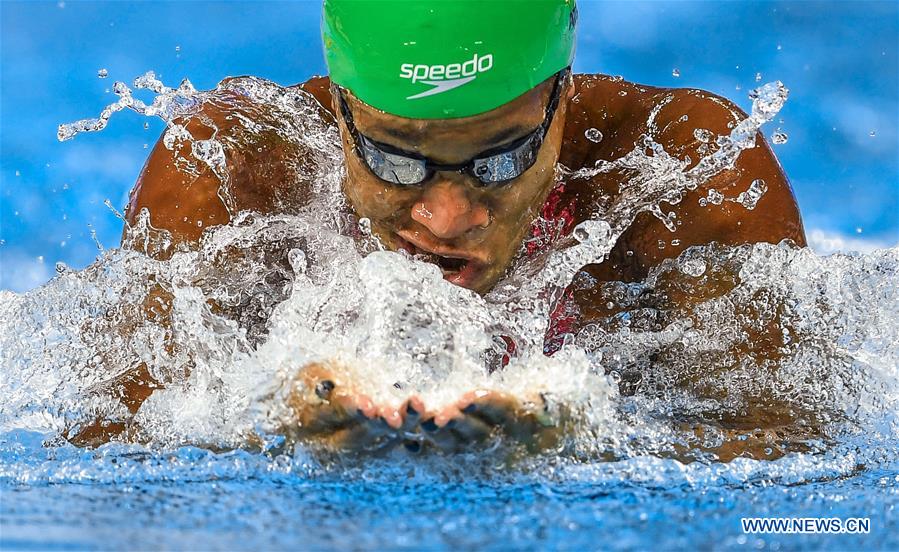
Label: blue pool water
xmin=3 ymin=430 xmax=898 ymax=550
xmin=1 ymin=0 xmax=896 ymax=291
xmin=1 ymin=2 xmax=898 ymax=550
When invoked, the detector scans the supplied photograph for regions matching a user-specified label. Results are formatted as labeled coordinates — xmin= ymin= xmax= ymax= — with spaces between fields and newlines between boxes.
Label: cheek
xmin=486 ymin=168 xmax=557 ymax=229
xmin=343 ymin=166 xmax=418 ymax=222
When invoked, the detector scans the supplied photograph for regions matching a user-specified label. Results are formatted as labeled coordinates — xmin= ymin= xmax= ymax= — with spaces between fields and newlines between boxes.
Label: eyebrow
xmin=381 ymin=127 xmax=418 ymax=143
xmin=381 ymin=125 xmax=531 ymax=150
xmin=481 ymin=126 xmax=530 ymax=147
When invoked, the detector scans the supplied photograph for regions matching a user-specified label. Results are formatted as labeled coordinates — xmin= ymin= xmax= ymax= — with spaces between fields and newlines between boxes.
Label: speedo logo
xmin=400 ymin=53 xmax=494 ymax=100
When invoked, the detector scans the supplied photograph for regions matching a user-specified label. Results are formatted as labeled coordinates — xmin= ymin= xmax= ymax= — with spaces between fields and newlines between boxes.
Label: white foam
xmin=0 ymin=75 xmax=895 ymax=477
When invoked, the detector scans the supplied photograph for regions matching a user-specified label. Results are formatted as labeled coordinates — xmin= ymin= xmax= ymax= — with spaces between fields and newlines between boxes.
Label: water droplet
xmin=55 ymin=261 xmax=70 ymax=275
xmin=196 ymin=220 xmax=203 ymax=227
xmin=679 ymin=256 xmax=707 ymax=277
xmin=671 ymin=68 xmax=681 ymax=78
xmin=175 ymin=45 xmax=181 ymax=52
xmin=37 ymin=255 xmax=45 ymax=263
xmin=671 ymin=239 xmax=681 ymax=246
xmin=693 ymin=128 xmax=713 ymax=143
xmin=735 ymin=179 xmax=768 ymax=210
xmin=584 ymin=128 xmax=603 ymax=143
xmin=856 ymin=227 xmax=863 ymax=234
xmin=625 ymin=250 xmax=634 ymax=257
xmin=358 ymin=217 xmax=373 ymax=237
xmin=869 ymin=130 xmax=877 ymax=137
xmin=288 ymin=249 xmax=308 ymax=273
xmin=657 ymin=240 xmax=666 ymax=250
xmin=776 ymin=44 xmax=782 ymax=51
xmin=97 ymin=68 xmax=108 ymax=79
xmin=618 ymin=90 xmax=628 ymax=96
xmin=143 ymin=144 xmax=148 ymax=149
xmin=749 ymin=83 xmax=790 ymax=120
xmin=706 ymin=189 xmax=724 ymax=205
xmin=755 ymin=72 xmax=762 ymax=82
xmin=771 ymin=131 xmax=788 ymax=145
xmin=698 ymin=198 xmax=708 ymax=207
xmin=573 ymin=226 xmax=590 ymax=242
xmin=15 ymin=170 xmax=20 ymax=177
xmin=144 ymin=122 xmax=150 ymax=130
xmin=62 ymin=183 xmax=69 ymax=190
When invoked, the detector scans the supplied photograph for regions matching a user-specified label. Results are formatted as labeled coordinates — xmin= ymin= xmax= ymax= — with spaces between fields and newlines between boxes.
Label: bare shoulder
xmin=565 ymin=74 xmax=805 ymax=284
xmin=642 ymin=86 xmax=746 ymax=154
xmin=563 ymin=75 xmax=742 ymax=166
xmin=124 ymin=76 xmax=336 ymax=256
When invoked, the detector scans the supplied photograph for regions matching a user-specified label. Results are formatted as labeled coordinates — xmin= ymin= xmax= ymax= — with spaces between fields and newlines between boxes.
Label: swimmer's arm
xmin=568 ymin=90 xmax=811 ymax=437
xmin=66 ymin=284 xmax=173 ymax=447
xmin=66 ymin=363 xmax=160 ymax=447
xmin=600 ymin=88 xmax=806 ymax=282
xmin=580 ymin=88 xmax=806 ymax=304
xmin=122 ymin=114 xmax=232 ymax=256
xmin=122 ymin=77 xmax=335 ymax=258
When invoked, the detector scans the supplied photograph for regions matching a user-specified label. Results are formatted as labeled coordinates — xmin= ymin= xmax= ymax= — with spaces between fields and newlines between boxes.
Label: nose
xmin=410 ymin=178 xmax=490 ymax=239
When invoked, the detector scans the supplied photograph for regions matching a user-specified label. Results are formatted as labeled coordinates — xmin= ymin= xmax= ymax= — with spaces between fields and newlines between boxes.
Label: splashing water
xmin=2 ymin=74 xmax=899 ymax=548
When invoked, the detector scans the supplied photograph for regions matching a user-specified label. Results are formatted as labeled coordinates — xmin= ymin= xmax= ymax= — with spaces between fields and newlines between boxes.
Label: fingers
xmin=456 ymin=390 xmax=518 ymax=427
xmin=432 ymin=405 xmax=463 ymax=428
xmin=377 ymin=404 xmax=404 ymax=429
xmin=399 ymin=396 xmax=425 ymax=432
xmin=447 ymin=413 xmax=493 ymax=443
xmin=296 ymin=363 xmax=565 ymax=454
xmin=416 ymin=392 xmax=506 ymax=452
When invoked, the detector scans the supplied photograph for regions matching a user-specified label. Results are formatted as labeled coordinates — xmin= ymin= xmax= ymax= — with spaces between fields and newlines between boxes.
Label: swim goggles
xmin=336 ymin=68 xmax=569 ymax=187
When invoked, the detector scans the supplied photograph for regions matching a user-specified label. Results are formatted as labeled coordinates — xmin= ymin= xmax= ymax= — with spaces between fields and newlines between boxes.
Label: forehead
xmin=342 ymin=79 xmax=553 ymax=163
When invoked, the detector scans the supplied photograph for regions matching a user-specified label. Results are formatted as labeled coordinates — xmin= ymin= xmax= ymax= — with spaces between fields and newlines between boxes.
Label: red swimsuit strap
xmin=527 ymin=181 xmax=581 ymax=356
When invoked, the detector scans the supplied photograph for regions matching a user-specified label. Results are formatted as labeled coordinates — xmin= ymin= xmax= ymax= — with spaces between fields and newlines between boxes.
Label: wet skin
xmin=335 ymin=76 xmax=569 ymax=294
xmin=94 ymin=73 xmax=806 ymax=458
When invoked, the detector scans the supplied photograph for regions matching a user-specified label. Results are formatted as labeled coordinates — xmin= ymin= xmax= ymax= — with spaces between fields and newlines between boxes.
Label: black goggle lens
xmin=470 ymin=133 xmax=542 ymax=185
xmin=358 ymin=135 xmax=429 ymax=185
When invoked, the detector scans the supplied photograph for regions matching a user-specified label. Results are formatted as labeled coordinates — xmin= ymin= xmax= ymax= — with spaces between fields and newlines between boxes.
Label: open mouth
xmin=415 ymin=252 xmax=468 ymax=274
xmin=394 ymin=231 xmax=486 ymax=288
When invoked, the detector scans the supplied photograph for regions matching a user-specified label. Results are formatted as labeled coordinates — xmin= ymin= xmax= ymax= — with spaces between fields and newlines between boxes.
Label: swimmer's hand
xmin=286 ymin=362 xmax=420 ymax=452
xmin=420 ymin=390 xmax=567 ymax=453
xmin=285 ymin=364 xmax=567 ymax=454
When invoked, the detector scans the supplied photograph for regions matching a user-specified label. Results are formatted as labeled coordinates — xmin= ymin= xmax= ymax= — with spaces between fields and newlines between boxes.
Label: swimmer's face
xmin=334 ymin=75 xmax=571 ymax=294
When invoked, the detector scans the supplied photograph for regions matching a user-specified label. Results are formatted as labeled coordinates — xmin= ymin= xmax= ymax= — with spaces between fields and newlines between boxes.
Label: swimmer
xmin=75 ymin=0 xmax=806 ymax=457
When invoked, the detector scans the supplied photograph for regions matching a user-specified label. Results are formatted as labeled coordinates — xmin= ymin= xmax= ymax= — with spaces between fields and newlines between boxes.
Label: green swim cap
xmin=322 ymin=0 xmax=577 ymax=119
